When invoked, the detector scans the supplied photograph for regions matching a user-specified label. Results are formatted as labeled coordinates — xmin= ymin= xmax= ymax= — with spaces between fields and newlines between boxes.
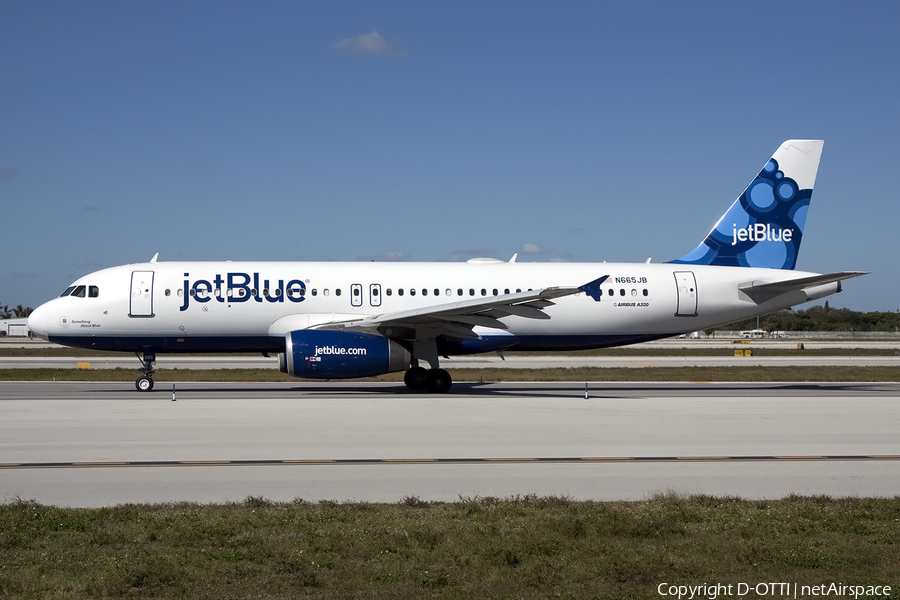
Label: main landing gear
xmin=403 ymin=366 xmax=452 ymax=393
xmin=135 ymin=351 xmax=156 ymax=392
xmin=404 ymin=339 xmax=452 ymax=393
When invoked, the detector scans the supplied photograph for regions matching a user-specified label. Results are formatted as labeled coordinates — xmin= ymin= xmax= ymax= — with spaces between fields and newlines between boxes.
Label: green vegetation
xmin=723 ymin=303 xmax=900 ymax=333
xmin=0 ymin=304 xmax=31 ymax=319
xmin=1 ymin=494 xmax=897 ymax=599
xmin=1 ymin=365 xmax=899 ymax=383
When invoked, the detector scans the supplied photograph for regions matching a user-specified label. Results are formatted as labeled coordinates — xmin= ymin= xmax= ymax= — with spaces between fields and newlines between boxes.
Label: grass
xmin=0 ymin=494 xmax=897 ymax=599
xmin=1 ymin=365 xmax=899 ymax=383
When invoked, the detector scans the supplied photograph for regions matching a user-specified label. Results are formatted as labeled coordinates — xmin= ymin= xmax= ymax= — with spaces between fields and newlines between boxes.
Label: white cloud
xmin=441 ymin=248 xmax=497 ymax=262
xmin=334 ymin=31 xmax=395 ymax=55
xmin=521 ymin=243 xmax=551 ymax=255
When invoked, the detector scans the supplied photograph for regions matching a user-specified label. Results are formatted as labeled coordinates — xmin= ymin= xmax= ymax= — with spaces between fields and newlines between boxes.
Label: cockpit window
xmin=89 ymin=286 xmax=99 ymax=298
xmin=59 ymin=286 xmax=76 ymax=297
xmin=71 ymin=285 xmax=86 ymax=298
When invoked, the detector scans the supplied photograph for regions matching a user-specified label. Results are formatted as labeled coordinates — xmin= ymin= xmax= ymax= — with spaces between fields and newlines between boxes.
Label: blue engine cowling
xmin=278 ymin=330 xmax=411 ymax=379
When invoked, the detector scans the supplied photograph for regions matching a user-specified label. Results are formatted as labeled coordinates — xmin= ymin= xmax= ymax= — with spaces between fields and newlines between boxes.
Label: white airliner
xmin=28 ymin=140 xmax=864 ymax=393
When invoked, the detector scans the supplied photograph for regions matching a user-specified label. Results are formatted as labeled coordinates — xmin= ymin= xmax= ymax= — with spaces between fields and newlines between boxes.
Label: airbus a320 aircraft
xmin=28 ymin=140 xmax=864 ymax=393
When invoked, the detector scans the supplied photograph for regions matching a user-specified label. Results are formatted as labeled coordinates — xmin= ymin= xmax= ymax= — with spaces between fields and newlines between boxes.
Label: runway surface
xmin=3 ymin=353 xmax=900 ymax=369
xmin=1 ymin=381 xmax=899 ymax=506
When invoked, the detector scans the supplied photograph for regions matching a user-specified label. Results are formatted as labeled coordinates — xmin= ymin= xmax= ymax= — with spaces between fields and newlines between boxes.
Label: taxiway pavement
xmin=1 ymin=381 xmax=898 ymax=506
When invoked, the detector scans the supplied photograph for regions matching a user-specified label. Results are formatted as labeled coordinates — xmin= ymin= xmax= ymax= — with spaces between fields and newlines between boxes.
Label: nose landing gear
xmin=135 ymin=351 xmax=156 ymax=392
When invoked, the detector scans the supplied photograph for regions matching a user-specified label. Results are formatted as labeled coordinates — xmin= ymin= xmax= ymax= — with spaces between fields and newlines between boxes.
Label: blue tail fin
xmin=669 ymin=139 xmax=824 ymax=270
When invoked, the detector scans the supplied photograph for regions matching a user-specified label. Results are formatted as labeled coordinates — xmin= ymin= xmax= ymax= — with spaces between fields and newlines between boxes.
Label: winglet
xmin=579 ymin=275 xmax=609 ymax=302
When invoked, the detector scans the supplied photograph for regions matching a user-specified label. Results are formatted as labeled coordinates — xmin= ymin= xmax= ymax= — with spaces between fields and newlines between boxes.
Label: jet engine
xmin=278 ymin=330 xmax=411 ymax=379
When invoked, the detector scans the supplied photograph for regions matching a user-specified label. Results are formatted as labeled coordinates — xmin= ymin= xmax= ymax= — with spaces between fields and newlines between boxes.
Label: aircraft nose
xmin=27 ymin=304 xmax=49 ymax=340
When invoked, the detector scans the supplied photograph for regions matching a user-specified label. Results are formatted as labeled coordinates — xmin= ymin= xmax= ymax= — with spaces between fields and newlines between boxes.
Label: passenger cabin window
xmin=386 ymin=289 xmax=392 ymax=296
xmin=335 ymin=289 xmax=341 ymax=296
xmin=410 ymin=289 xmax=416 ymax=296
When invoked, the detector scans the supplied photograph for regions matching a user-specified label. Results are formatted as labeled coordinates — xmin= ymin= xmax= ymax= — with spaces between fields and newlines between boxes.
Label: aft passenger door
xmin=674 ymin=271 xmax=697 ymax=317
xmin=129 ymin=270 xmax=155 ymax=317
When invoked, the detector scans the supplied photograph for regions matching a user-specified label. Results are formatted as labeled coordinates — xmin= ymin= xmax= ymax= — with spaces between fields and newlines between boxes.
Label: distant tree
xmin=718 ymin=306 xmax=900 ymax=332
xmin=0 ymin=304 xmax=34 ymax=319
xmin=12 ymin=305 xmax=32 ymax=318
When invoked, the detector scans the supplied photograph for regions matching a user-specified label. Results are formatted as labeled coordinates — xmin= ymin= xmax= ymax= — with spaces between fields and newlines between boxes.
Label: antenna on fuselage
xmin=150 ymin=253 xmax=159 ymax=263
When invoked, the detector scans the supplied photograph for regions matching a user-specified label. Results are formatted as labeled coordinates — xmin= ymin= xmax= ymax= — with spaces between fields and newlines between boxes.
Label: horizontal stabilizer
xmin=739 ymin=271 xmax=868 ymax=294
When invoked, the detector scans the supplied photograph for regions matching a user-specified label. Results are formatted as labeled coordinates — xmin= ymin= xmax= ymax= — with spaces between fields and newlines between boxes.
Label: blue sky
xmin=2 ymin=1 xmax=898 ymax=311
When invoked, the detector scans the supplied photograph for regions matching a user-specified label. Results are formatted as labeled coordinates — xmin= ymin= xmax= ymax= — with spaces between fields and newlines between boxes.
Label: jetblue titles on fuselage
xmin=180 ymin=272 xmax=306 ymax=311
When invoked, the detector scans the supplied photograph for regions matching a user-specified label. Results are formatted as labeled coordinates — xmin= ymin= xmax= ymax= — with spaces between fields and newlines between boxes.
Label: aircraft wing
xmin=311 ymin=276 xmax=609 ymax=340
xmin=739 ymin=271 xmax=868 ymax=294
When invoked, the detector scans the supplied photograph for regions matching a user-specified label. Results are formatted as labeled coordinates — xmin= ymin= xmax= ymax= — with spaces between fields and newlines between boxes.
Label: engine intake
xmin=278 ymin=330 xmax=411 ymax=379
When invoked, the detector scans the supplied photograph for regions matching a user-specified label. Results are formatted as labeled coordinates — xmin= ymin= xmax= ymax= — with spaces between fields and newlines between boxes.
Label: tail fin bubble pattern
xmin=670 ymin=139 xmax=824 ymax=270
